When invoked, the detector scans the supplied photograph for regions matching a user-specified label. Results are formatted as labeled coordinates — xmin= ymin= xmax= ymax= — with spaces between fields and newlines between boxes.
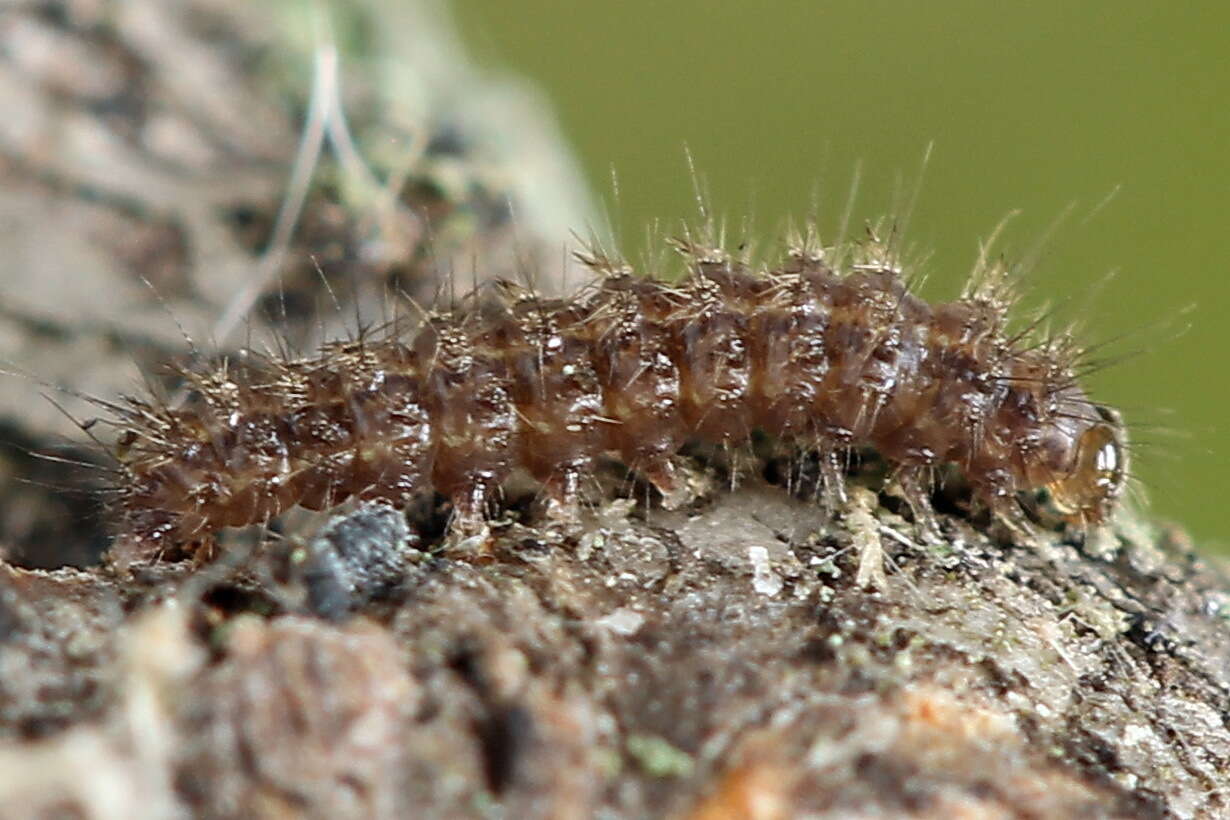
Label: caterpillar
xmin=106 ymin=227 xmax=1127 ymax=562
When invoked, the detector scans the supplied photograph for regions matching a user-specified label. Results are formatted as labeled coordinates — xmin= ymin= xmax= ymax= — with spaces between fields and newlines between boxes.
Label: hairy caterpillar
xmin=106 ymin=227 xmax=1127 ymax=561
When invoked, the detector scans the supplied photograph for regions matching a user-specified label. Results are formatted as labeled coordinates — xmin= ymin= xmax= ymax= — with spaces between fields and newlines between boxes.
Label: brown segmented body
xmin=113 ymin=236 xmax=1127 ymax=557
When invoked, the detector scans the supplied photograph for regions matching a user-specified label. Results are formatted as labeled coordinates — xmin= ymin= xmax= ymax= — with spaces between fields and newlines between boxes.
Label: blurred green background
xmin=451 ymin=1 xmax=1227 ymax=545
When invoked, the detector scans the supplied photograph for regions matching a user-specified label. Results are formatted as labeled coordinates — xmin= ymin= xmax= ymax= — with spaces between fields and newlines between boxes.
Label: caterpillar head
xmin=1045 ymin=405 xmax=1128 ymax=526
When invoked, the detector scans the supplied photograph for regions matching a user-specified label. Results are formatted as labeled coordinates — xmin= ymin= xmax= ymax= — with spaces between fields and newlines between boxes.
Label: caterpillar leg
xmin=816 ymin=448 xmax=849 ymax=512
xmin=894 ymin=466 xmax=943 ymax=544
xmin=975 ymin=477 xmax=1036 ymax=542
xmin=448 ymin=477 xmax=497 ymax=537
xmin=989 ymin=496 xmax=1036 ymax=542
xmin=540 ymin=464 xmax=587 ymax=524
xmin=638 ymin=455 xmax=706 ymax=510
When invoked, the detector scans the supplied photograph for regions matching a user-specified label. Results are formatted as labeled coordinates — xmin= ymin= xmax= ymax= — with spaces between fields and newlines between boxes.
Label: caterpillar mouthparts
xmin=108 ymin=228 xmax=1127 ymax=561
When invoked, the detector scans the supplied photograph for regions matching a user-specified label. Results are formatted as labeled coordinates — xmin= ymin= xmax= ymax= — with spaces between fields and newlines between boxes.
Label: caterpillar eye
xmin=1046 ymin=407 xmax=1127 ymax=525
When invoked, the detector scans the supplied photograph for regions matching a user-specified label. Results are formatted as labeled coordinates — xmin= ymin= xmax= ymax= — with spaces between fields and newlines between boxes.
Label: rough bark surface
xmin=1 ymin=2 xmax=1228 ymax=819
xmin=2 ymin=489 xmax=1229 ymax=819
